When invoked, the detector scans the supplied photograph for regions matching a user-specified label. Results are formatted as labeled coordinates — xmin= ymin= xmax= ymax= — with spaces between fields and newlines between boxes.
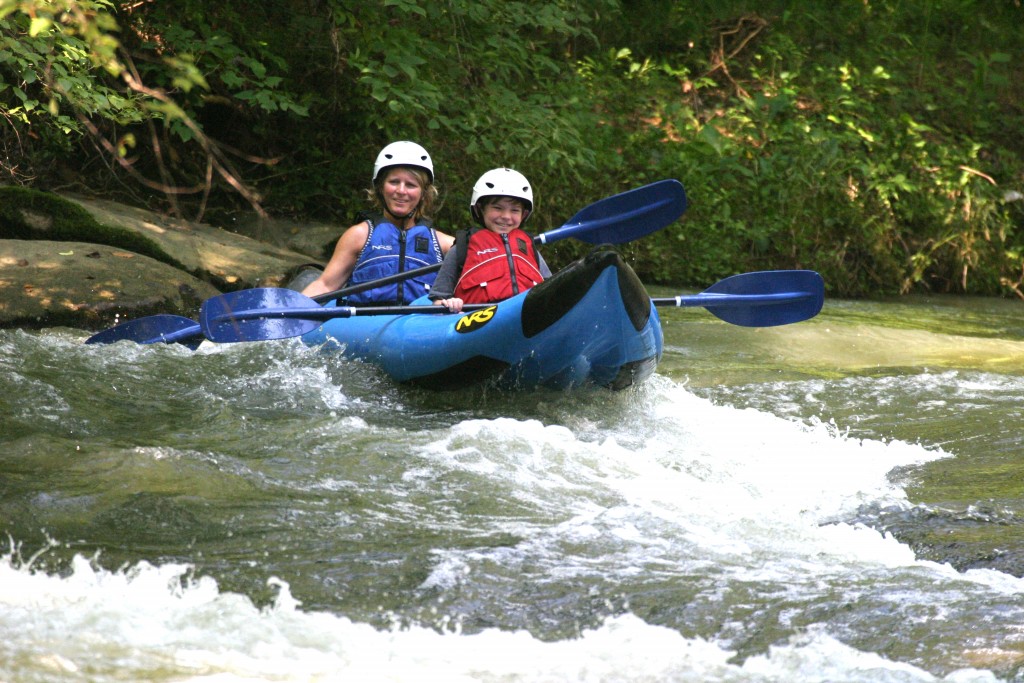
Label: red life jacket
xmin=454 ymin=228 xmax=544 ymax=304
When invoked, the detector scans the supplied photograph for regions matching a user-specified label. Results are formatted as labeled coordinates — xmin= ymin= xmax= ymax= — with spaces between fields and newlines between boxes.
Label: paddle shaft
xmin=310 ymin=233 xmax=558 ymax=303
xmin=652 ymin=291 xmax=816 ymax=308
xmin=208 ymin=302 xmax=493 ymax=324
xmin=214 ymin=288 xmax=820 ymax=327
xmin=309 ymin=231 xmax=551 ymax=302
xmin=312 ymin=262 xmax=442 ymax=303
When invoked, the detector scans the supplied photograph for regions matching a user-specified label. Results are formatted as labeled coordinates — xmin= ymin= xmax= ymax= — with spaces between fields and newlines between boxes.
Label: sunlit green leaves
xmin=1 ymin=8 xmax=130 ymax=134
xmin=27 ymin=15 xmax=49 ymax=35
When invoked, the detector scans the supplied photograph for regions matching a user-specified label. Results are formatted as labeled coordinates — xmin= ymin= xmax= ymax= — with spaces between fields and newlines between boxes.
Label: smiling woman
xmin=297 ymin=141 xmax=456 ymax=305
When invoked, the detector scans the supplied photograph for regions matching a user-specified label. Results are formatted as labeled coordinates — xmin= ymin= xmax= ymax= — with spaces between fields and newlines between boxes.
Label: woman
xmin=301 ymin=141 xmax=455 ymax=305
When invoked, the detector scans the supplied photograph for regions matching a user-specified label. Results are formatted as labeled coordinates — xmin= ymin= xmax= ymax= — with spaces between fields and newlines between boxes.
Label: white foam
xmin=0 ymin=554 xmax=1001 ymax=682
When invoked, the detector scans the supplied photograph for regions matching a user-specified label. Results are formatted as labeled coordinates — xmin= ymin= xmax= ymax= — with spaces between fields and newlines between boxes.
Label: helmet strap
xmin=382 ymin=197 xmax=419 ymax=227
xmin=371 ymin=182 xmax=414 ymax=226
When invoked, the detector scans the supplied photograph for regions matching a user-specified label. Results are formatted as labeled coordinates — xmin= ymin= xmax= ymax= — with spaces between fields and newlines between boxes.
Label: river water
xmin=3 ymin=290 xmax=1024 ymax=682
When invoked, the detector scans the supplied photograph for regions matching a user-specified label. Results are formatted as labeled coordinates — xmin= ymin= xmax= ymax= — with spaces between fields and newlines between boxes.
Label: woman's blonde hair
xmin=366 ymin=166 xmax=438 ymax=222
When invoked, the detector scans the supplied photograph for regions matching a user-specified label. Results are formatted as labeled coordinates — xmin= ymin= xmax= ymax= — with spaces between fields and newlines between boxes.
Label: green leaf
xmin=222 ymin=70 xmax=244 ymax=88
xmin=28 ymin=16 xmax=51 ymax=37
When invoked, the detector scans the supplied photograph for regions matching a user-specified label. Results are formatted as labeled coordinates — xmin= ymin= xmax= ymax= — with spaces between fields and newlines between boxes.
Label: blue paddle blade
xmin=654 ymin=270 xmax=825 ymax=327
xmin=537 ymin=179 xmax=687 ymax=245
xmin=201 ymin=288 xmax=325 ymax=343
xmin=84 ymin=314 xmax=204 ymax=349
xmin=701 ymin=270 xmax=824 ymax=327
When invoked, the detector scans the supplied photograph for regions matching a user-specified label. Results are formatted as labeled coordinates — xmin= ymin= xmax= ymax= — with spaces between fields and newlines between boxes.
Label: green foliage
xmin=3 ymin=0 xmax=1024 ymax=298
xmin=317 ymin=0 xmax=615 ymax=228
xmin=126 ymin=6 xmax=310 ymax=124
xmin=0 ymin=3 xmax=142 ymax=176
xmin=577 ymin=1 xmax=1024 ymax=296
xmin=0 ymin=0 xmax=308 ymax=210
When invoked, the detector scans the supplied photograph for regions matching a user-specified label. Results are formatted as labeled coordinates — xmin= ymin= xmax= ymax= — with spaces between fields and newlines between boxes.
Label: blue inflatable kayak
xmin=300 ymin=248 xmax=662 ymax=390
xmin=94 ymin=244 xmax=822 ymax=392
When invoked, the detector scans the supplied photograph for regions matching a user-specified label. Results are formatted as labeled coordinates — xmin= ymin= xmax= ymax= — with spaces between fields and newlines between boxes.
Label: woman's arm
xmin=434 ymin=229 xmax=455 ymax=255
xmin=300 ymin=222 xmax=369 ymax=297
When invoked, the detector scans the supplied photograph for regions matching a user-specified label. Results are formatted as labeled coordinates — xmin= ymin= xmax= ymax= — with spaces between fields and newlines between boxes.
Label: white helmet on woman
xmin=373 ymin=141 xmax=434 ymax=183
xmin=470 ymin=167 xmax=533 ymax=223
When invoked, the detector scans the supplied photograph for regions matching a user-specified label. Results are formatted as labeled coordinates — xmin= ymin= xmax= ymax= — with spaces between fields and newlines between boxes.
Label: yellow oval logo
xmin=455 ymin=305 xmax=497 ymax=334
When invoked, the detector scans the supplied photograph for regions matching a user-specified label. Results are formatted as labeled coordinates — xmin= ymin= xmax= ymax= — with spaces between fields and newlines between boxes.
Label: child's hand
xmin=434 ymin=297 xmax=464 ymax=313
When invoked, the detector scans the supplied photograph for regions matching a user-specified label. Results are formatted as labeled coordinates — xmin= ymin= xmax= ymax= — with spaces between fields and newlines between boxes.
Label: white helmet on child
xmin=373 ymin=141 xmax=434 ymax=183
xmin=470 ymin=167 xmax=533 ymax=222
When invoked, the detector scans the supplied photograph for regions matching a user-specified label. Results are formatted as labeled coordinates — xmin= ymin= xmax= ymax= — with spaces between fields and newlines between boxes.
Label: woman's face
xmin=381 ymin=167 xmax=423 ymax=220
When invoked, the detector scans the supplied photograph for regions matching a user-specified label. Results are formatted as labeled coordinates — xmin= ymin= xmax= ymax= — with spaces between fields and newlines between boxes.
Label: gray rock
xmin=0 ymin=239 xmax=220 ymax=329
xmin=0 ymin=186 xmax=340 ymax=331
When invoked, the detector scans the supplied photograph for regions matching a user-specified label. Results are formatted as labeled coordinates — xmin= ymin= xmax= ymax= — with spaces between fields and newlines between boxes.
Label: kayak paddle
xmin=652 ymin=269 xmax=824 ymax=327
xmin=200 ymin=269 xmax=824 ymax=343
xmin=85 ymin=179 xmax=688 ymax=346
xmin=200 ymin=288 xmax=492 ymax=342
xmin=83 ymin=314 xmax=206 ymax=349
xmin=535 ymin=178 xmax=687 ymax=245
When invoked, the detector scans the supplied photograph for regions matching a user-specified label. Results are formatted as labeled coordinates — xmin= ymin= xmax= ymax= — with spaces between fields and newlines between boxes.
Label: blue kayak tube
xmin=300 ymin=248 xmax=663 ymax=391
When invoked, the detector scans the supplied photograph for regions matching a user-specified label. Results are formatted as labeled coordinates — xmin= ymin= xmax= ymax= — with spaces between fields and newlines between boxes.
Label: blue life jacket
xmin=345 ymin=213 xmax=445 ymax=305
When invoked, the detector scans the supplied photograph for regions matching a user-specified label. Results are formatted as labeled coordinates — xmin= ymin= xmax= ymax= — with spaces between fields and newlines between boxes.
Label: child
xmin=430 ymin=168 xmax=551 ymax=313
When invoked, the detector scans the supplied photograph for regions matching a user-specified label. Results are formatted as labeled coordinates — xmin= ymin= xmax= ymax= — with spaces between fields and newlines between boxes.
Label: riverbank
xmin=0 ymin=186 xmax=340 ymax=331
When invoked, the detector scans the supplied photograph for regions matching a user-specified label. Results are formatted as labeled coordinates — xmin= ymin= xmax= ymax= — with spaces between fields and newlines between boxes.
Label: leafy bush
xmin=2 ymin=0 xmax=1023 ymax=297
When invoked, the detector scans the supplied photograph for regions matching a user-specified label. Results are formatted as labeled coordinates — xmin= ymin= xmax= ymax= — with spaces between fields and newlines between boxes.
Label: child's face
xmin=481 ymin=197 xmax=526 ymax=234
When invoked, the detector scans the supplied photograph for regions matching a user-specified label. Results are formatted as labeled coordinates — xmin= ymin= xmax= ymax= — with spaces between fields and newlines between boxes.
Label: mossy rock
xmin=0 ymin=186 xmax=183 ymax=270
xmin=62 ymin=193 xmax=317 ymax=293
xmin=1 ymin=188 xmax=327 ymax=330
